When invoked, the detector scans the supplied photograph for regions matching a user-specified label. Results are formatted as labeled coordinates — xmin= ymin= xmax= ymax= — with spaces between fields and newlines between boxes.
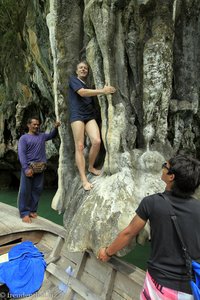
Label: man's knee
xmin=76 ymin=143 xmax=84 ymax=152
xmin=92 ymin=138 xmax=101 ymax=148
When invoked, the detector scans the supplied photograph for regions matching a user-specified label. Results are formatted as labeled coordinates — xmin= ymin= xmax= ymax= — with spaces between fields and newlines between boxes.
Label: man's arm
xmin=77 ymin=85 xmax=116 ymax=97
xmin=18 ymin=136 xmax=33 ymax=176
xmin=98 ymin=214 xmax=146 ymax=262
xmin=44 ymin=121 xmax=61 ymax=141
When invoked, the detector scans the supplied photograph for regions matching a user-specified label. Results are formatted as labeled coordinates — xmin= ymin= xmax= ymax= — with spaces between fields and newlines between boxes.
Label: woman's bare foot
xmin=30 ymin=212 xmax=38 ymax=218
xmin=22 ymin=215 xmax=32 ymax=223
xmin=83 ymin=181 xmax=93 ymax=191
xmin=88 ymin=167 xmax=102 ymax=176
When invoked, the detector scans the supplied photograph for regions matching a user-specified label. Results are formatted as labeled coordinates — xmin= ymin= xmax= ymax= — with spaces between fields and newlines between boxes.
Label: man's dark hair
xmin=27 ymin=116 xmax=40 ymax=124
xmin=168 ymin=155 xmax=200 ymax=198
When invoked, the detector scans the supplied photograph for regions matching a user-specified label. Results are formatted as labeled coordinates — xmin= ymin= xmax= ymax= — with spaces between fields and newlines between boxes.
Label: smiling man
xmin=68 ymin=61 xmax=116 ymax=191
xmin=18 ymin=117 xmax=60 ymax=223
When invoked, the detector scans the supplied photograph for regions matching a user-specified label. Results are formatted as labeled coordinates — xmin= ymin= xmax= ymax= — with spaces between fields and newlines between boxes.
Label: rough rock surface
xmin=0 ymin=0 xmax=200 ymax=256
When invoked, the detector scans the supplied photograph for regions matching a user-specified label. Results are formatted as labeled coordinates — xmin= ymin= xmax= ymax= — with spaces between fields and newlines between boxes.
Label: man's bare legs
xmin=85 ymin=120 xmax=101 ymax=175
xmin=71 ymin=121 xmax=93 ymax=190
xmin=71 ymin=120 xmax=101 ymax=190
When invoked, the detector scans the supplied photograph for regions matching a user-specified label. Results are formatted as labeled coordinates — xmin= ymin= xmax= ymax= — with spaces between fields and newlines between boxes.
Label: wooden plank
xmin=59 ymin=250 xmax=144 ymax=299
xmin=46 ymin=263 xmax=101 ymax=300
xmin=101 ymin=268 xmax=116 ymax=300
xmin=54 ymin=253 xmax=78 ymax=271
xmin=0 ymin=202 xmax=66 ymax=238
xmin=74 ymin=294 xmax=84 ymax=300
xmin=0 ymin=231 xmax=44 ymax=254
xmin=111 ymin=290 xmax=132 ymax=300
xmin=61 ymin=249 xmax=87 ymax=265
xmin=19 ymin=274 xmax=60 ymax=300
xmin=46 ymin=236 xmax=64 ymax=264
xmin=50 ymin=236 xmax=64 ymax=258
xmin=46 ymin=271 xmax=63 ymax=292
xmin=113 ymin=271 xmax=142 ymax=299
xmin=58 ymin=251 xmax=89 ymax=275
xmin=0 ymin=231 xmax=43 ymax=245
xmin=79 ymin=268 xmax=103 ymax=295
xmin=35 ymin=240 xmax=52 ymax=260
xmin=81 ymin=251 xmax=144 ymax=299
xmin=82 ymin=252 xmax=111 ymax=283
xmin=63 ymin=251 xmax=88 ymax=300
xmin=108 ymin=256 xmax=145 ymax=286
xmin=38 ymin=232 xmax=59 ymax=250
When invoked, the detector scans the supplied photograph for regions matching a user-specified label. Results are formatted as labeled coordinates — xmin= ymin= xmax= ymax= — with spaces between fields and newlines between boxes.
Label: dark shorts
xmin=70 ymin=117 xmax=95 ymax=124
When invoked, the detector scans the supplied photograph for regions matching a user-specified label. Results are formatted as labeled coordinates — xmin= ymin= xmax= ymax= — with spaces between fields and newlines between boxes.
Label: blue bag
xmin=190 ymin=261 xmax=200 ymax=300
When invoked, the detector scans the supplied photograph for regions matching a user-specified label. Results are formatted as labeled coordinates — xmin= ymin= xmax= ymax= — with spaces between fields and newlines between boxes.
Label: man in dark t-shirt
xmin=68 ymin=76 xmax=96 ymax=123
xmin=98 ymin=155 xmax=200 ymax=299
xmin=68 ymin=61 xmax=116 ymax=191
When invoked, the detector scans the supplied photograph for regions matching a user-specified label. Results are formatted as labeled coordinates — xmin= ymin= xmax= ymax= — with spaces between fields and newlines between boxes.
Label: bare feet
xmin=30 ymin=212 xmax=38 ymax=218
xmin=22 ymin=215 xmax=32 ymax=223
xmin=88 ymin=167 xmax=102 ymax=176
xmin=83 ymin=181 xmax=93 ymax=191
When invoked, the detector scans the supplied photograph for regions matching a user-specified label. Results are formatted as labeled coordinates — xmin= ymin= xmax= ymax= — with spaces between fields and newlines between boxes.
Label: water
xmin=0 ymin=189 xmax=150 ymax=270
xmin=122 ymin=242 xmax=150 ymax=270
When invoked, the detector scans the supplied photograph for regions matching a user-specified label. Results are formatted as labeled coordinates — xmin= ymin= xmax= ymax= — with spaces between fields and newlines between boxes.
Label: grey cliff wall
xmin=0 ymin=0 xmax=200 ymax=256
xmin=0 ymin=0 xmax=59 ymax=188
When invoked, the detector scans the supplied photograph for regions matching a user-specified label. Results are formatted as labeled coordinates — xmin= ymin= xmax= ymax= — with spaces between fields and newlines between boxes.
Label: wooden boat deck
xmin=0 ymin=202 xmax=145 ymax=299
xmin=0 ymin=202 xmax=66 ymax=237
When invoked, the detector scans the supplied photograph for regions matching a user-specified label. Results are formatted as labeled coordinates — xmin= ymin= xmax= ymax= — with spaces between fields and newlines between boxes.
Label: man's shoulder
xmin=19 ymin=133 xmax=28 ymax=141
xmin=188 ymin=196 xmax=200 ymax=207
xmin=69 ymin=75 xmax=77 ymax=83
xmin=143 ymin=193 xmax=161 ymax=201
xmin=19 ymin=133 xmax=44 ymax=140
xmin=138 ymin=193 xmax=164 ymax=210
xmin=69 ymin=76 xmax=85 ymax=87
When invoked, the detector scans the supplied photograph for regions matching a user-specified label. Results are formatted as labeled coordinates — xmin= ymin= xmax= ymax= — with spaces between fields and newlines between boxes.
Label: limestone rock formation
xmin=0 ymin=0 xmax=59 ymax=188
xmin=0 ymin=0 xmax=200 ymax=256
